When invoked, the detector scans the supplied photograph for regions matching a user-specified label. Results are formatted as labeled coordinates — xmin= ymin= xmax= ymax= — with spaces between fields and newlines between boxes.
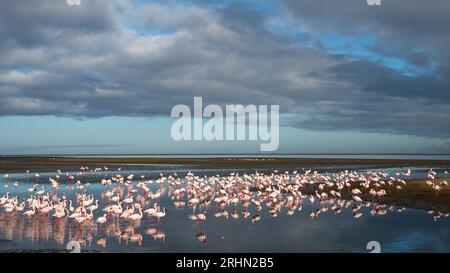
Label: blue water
xmin=0 ymin=166 xmax=449 ymax=253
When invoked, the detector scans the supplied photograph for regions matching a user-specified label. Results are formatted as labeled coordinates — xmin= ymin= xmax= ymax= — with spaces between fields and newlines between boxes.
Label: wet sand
xmin=381 ymin=178 xmax=450 ymax=210
xmin=1 ymin=156 xmax=450 ymax=173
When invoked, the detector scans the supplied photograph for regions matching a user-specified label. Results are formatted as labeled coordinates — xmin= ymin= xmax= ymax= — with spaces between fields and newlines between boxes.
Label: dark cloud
xmin=0 ymin=0 xmax=119 ymax=47
xmin=317 ymin=60 xmax=450 ymax=101
xmin=280 ymin=0 xmax=450 ymax=62
xmin=279 ymin=0 xmax=450 ymax=37
xmin=0 ymin=0 xmax=449 ymax=139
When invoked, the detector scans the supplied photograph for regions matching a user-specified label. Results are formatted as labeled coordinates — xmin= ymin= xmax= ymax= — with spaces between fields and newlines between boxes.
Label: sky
xmin=0 ymin=0 xmax=449 ymax=155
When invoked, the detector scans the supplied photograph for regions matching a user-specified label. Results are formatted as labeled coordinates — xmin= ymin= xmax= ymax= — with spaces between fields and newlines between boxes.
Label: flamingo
xmin=75 ymin=214 xmax=86 ymax=224
xmin=52 ymin=209 xmax=66 ymax=218
xmin=96 ymin=214 xmax=108 ymax=224
xmin=88 ymin=200 xmax=99 ymax=212
xmin=128 ymin=207 xmax=143 ymax=221
xmin=35 ymin=186 xmax=45 ymax=195
xmin=154 ymin=207 xmax=167 ymax=221
xmin=144 ymin=203 xmax=159 ymax=216
xmin=195 ymin=212 xmax=207 ymax=222
xmin=23 ymin=206 xmax=36 ymax=217
xmin=120 ymin=205 xmax=134 ymax=219
xmin=0 ymin=192 xmax=10 ymax=205
xmin=15 ymin=202 xmax=25 ymax=212
xmin=69 ymin=211 xmax=83 ymax=219
xmin=122 ymin=196 xmax=133 ymax=204
xmin=352 ymin=195 xmax=363 ymax=202
xmin=40 ymin=202 xmax=54 ymax=214
xmin=3 ymin=203 xmax=15 ymax=213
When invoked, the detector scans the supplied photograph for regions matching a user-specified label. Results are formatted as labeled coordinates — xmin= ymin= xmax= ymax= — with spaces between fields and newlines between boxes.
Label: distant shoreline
xmin=1 ymin=156 xmax=450 ymax=173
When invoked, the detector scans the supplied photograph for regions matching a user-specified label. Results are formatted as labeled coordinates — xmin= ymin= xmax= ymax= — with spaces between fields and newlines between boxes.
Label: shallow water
xmin=0 ymin=167 xmax=449 ymax=253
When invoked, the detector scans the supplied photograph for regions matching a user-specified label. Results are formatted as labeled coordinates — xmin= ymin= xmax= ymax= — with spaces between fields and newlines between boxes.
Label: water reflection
xmin=0 ymin=167 xmax=449 ymax=252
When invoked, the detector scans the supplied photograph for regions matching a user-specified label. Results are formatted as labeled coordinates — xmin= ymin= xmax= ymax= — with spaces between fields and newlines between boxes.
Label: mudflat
xmin=1 ymin=156 xmax=449 ymax=173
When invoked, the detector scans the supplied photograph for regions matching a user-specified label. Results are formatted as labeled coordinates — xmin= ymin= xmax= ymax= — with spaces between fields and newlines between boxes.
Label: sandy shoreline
xmin=1 ymin=156 xmax=450 ymax=173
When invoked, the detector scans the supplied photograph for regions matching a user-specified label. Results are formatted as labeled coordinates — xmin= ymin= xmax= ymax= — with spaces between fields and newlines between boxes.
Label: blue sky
xmin=0 ymin=116 xmax=446 ymax=155
xmin=0 ymin=0 xmax=449 ymax=155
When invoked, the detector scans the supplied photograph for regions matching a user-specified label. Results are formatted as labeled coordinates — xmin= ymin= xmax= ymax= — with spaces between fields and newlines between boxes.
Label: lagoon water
xmin=0 ymin=166 xmax=449 ymax=253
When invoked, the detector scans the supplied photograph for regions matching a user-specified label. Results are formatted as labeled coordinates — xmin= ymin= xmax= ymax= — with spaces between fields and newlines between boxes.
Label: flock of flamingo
xmin=0 ymin=166 xmax=449 ymax=250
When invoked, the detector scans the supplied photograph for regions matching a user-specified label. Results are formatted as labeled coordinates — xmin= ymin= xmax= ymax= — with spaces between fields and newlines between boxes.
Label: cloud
xmin=0 ymin=0 xmax=449 ymax=139
xmin=279 ymin=0 xmax=450 ymax=63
